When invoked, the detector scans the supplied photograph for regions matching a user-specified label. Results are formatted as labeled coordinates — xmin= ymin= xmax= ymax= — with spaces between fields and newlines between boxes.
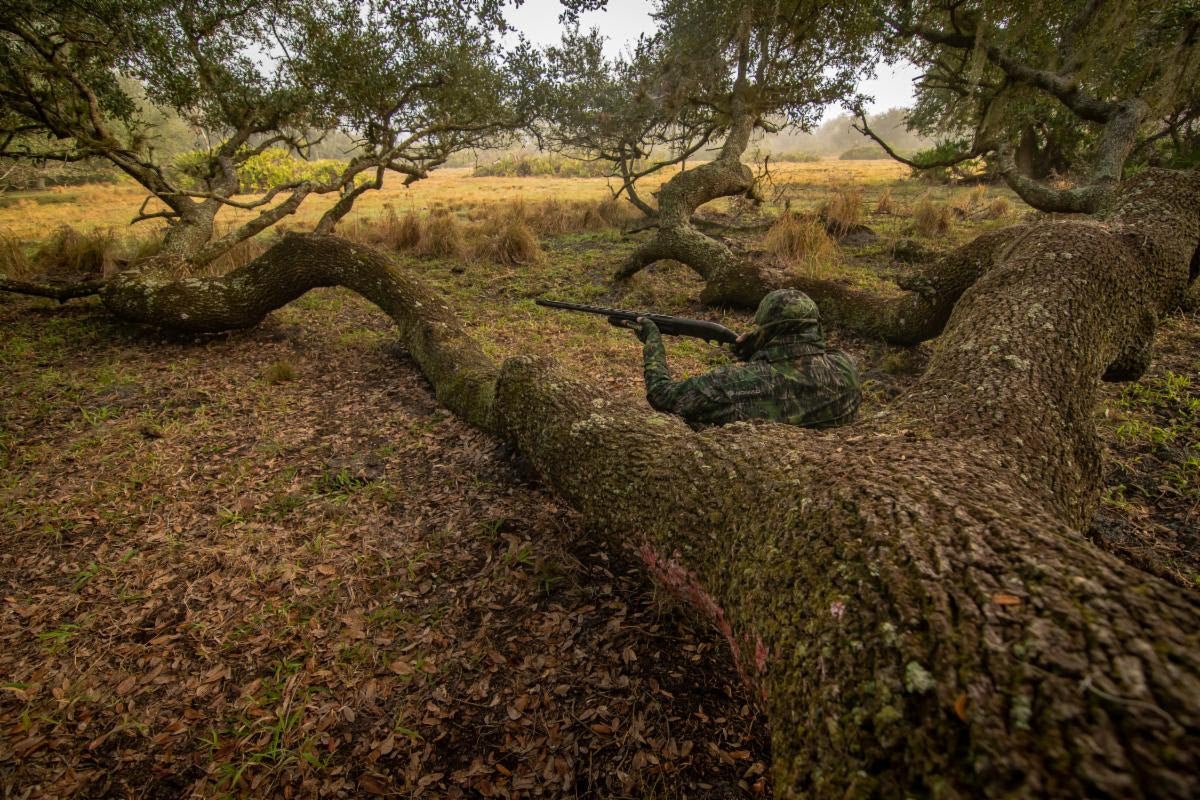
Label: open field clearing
xmin=2 ymin=159 xmax=1197 ymax=797
xmin=0 ymin=160 xmax=914 ymax=242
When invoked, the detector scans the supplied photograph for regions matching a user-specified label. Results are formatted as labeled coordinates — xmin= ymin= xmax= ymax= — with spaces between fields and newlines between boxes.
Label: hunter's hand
xmin=732 ymin=330 xmax=756 ymax=360
xmin=615 ymin=316 xmax=654 ymax=342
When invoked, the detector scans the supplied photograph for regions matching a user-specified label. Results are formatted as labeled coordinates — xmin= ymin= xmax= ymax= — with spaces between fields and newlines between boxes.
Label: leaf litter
xmin=0 ymin=291 xmax=769 ymax=798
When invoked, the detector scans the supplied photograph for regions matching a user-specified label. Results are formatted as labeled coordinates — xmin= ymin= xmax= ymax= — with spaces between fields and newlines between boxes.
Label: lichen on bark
xmin=3 ymin=169 xmax=1199 ymax=797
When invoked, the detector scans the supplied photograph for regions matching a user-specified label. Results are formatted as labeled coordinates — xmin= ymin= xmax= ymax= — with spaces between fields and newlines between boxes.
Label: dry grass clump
xmin=0 ymin=232 xmax=34 ymax=278
xmin=764 ymin=213 xmax=837 ymax=269
xmin=822 ymin=186 xmax=864 ymax=236
xmin=415 ymin=210 xmax=467 ymax=259
xmin=955 ymin=184 xmax=988 ymax=212
xmin=204 ymin=236 xmax=272 ymax=276
xmin=524 ymin=199 xmax=575 ymax=235
xmin=874 ymin=187 xmax=895 ymax=215
xmin=593 ymin=197 xmax=644 ymax=227
xmin=474 ymin=217 xmax=545 ymax=266
xmin=474 ymin=197 xmax=644 ymax=238
xmin=1 ymin=226 xmax=169 ymax=279
xmin=950 ymin=186 xmax=1011 ymax=221
xmin=911 ymin=194 xmax=953 ymax=238
xmin=343 ymin=206 xmax=424 ymax=251
xmin=32 ymin=225 xmax=121 ymax=277
xmin=979 ymin=197 xmax=1011 ymax=219
xmin=370 ymin=206 xmax=424 ymax=250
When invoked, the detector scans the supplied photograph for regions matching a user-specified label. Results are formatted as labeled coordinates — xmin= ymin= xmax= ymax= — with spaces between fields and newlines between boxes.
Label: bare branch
xmin=852 ymin=109 xmax=993 ymax=169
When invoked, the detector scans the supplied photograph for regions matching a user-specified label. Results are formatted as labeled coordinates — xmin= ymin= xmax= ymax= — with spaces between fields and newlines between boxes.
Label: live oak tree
xmin=539 ymin=26 xmax=719 ymax=217
xmin=283 ymin=0 xmax=540 ymax=234
xmin=0 ymin=0 xmax=531 ymax=270
xmin=3 ymin=166 xmax=1198 ymax=799
xmin=2 ymin=3 xmax=1200 ymax=796
xmin=859 ymin=0 xmax=1200 ymax=212
xmin=607 ymin=0 xmax=880 ymax=283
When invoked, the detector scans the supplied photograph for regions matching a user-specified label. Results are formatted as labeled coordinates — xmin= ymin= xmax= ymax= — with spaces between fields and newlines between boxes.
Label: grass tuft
xmin=475 ymin=217 xmax=545 ymax=266
xmin=822 ymin=186 xmax=864 ymax=236
xmin=353 ymin=206 xmax=424 ymax=251
xmin=32 ymin=225 xmax=120 ymax=277
xmin=0 ymin=232 xmax=33 ymax=278
xmin=264 ymin=360 xmax=298 ymax=384
xmin=764 ymin=213 xmax=837 ymax=269
xmin=415 ymin=211 xmax=467 ymax=260
xmin=874 ymin=187 xmax=895 ymax=215
xmin=911 ymin=194 xmax=953 ymax=238
xmin=202 ymin=236 xmax=271 ymax=276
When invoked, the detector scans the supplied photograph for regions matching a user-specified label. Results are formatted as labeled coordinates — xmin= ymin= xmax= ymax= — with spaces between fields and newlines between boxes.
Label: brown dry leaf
xmin=991 ymin=593 xmax=1022 ymax=606
xmin=954 ymin=692 xmax=969 ymax=721
xmin=358 ymin=774 xmax=390 ymax=795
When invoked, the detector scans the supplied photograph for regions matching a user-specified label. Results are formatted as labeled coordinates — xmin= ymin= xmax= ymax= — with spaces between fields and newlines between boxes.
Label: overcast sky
xmin=504 ymin=0 xmax=920 ymax=123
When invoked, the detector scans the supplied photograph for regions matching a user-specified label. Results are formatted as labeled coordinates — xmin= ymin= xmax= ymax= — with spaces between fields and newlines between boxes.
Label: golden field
xmin=0 ymin=160 xmax=917 ymax=242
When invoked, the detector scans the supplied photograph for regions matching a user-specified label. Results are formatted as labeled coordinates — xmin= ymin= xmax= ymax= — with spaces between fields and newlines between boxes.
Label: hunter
xmin=625 ymin=289 xmax=861 ymax=427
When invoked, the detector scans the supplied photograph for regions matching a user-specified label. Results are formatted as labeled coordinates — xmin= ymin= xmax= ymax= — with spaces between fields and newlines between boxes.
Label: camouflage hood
xmin=749 ymin=290 xmax=825 ymax=360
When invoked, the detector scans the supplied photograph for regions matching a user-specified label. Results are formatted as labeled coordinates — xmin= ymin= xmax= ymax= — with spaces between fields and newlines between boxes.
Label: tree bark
xmin=4 ymin=169 xmax=1200 ymax=797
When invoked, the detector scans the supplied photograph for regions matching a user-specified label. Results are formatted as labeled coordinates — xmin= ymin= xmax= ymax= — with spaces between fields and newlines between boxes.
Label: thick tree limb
xmin=6 ymin=169 xmax=1200 ymax=797
xmin=0 ymin=275 xmax=104 ymax=301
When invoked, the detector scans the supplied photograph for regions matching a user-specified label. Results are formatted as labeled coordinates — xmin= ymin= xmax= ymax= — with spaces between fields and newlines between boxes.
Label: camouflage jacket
xmin=641 ymin=320 xmax=861 ymax=428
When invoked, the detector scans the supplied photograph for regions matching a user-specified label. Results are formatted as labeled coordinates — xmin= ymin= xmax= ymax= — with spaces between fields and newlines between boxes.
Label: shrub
xmin=170 ymin=147 xmax=351 ymax=192
xmin=839 ymin=145 xmax=888 ymax=160
xmin=767 ymin=150 xmax=820 ymax=163
xmin=911 ymin=194 xmax=952 ymax=237
xmin=763 ymin=213 xmax=836 ymax=267
xmin=822 ymin=186 xmax=864 ymax=237
xmin=473 ymin=153 xmax=614 ymax=178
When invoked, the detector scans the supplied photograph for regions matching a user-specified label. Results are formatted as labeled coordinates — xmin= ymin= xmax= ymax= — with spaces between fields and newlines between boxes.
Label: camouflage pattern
xmin=753 ymin=289 xmax=820 ymax=327
xmin=640 ymin=290 xmax=861 ymax=428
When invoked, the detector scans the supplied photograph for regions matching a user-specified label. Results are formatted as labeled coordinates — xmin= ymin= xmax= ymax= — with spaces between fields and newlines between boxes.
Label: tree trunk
xmin=5 ymin=169 xmax=1200 ymax=797
xmin=157 ymin=202 xmax=220 ymax=268
xmin=1016 ymin=125 xmax=1037 ymax=177
xmin=616 ymin=90 xmax=758 ymax=282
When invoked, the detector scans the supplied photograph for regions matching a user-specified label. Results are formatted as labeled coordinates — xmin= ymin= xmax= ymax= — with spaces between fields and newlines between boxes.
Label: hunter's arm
xmin=642 ymin=321 xmax=704 ymax=413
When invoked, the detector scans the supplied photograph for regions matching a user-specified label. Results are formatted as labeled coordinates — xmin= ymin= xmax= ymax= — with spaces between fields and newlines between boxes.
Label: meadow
xmin=1 ymin=160 xmax=1196 ymax=798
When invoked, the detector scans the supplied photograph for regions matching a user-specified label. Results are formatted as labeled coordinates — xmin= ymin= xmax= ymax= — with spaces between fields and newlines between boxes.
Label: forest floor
xmin=1 ymin=164 xmax=1197 ymax=798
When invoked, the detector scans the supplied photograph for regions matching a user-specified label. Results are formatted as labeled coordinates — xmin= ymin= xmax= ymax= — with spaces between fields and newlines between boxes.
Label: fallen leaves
xmin=0 ymin=294 xmax=769 ymax=798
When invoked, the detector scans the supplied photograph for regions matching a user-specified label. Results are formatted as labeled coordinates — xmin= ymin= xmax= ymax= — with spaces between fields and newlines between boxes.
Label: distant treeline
xmin=759 ymin=108 xmax=927 ymax=160
xmin=472 ymin=152 xmax=616 ymax=178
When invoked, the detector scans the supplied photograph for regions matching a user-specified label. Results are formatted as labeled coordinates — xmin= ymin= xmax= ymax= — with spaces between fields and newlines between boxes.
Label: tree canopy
xmin=864 ymin=0 xmax=1200 ymax=209
xmin=0 ymin=0 xmax=535 ymax=265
